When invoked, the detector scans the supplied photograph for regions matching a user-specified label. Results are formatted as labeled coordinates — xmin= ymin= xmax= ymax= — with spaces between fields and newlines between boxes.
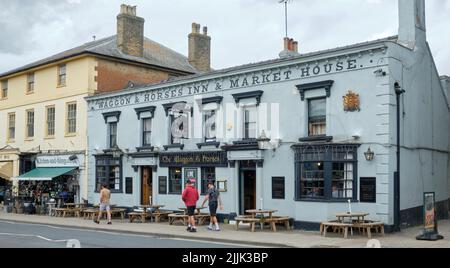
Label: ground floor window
xmin=201 ymin=167 xmax=216 ymax=195
xmin=168 ymin=167 xmax=182 ymax=194
xmin=294 ymin=144 xmax=358 ymax=201
xmin=95 ymin=156 xmax=122 ymax=193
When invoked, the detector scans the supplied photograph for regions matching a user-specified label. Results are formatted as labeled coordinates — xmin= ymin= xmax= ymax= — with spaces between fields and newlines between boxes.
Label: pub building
xmin=86 ymin=0 xmax=450 ymax=230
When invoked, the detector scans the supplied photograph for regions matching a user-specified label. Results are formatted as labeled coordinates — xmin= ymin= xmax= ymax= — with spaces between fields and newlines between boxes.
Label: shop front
xmin=12 ymin=153 xmax=85 ymax=213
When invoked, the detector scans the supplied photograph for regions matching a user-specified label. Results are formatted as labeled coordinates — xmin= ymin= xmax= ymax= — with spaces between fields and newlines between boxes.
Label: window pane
xmin=27 ymin=73 xmax=34 ymax=93
xmin=201 ymin=167 xmax=216 ymax=195
xmin=142 ymin=118 xmax=152 ymax=146
xmin=8 ymin=113 xmax=15 ymax=139
xmin=27 ymin=111 xmax=34 ymax=137
xmin=169 ymin=168 xmax=182 ymax=194
xmin=244 ymin=107 xmax=257 ymax=139
xmin=332 ymin=162 xmax=353 ymax=199
xmin=1 ymin=81 xmax=7 ymax=98
xmin=47 ymin=107 xmax=55 ymax=136
xmin=67 ymin=103 xmax=77 ymax=133
xmin=309 ymin=98 xmax=326 ymax=117
xmin=300 ymin=162 xmax=325 ymax=198
xmin=272 ymin=177 xmax=285 ymax=199
xmin=109 ymin=123 xmax=117 ymax=148
xmin=204 ymin=110 xmax=216 ymax=142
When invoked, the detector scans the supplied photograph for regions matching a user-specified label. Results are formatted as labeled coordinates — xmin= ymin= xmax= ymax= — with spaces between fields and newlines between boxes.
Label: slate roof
xmin=0 ymin=35 xmax=198 ymax=78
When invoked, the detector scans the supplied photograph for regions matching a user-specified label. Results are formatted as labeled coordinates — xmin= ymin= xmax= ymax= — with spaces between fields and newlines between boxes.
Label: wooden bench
xmin=168 ymin=213 xmax=189 ymax=225
xmin=195 ymin=214 xmax=210 ymax=225
xmin=235 ymin=216 xmax=262 ymax=232
xmin=82 ymin=209 xmax=98 ymax=220
xmin=352 ymin=221 xmax=385 ymax=239
xmin=53 ymin=208 xmax=75 ymax=218
xmin=320 ymin=221 xmax=353 ymax=239
xmin=153 ymin=211 xmax=172 ymax=223
xmin=128 ymin=212 xmax=152 ymax=223
xmin=264 ymin=217 xmax=291 ymax=232
xmin=111 ymin=209 xmax=126 ymax=223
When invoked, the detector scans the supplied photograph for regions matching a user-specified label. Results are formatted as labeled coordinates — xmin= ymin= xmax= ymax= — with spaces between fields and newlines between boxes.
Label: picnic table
xmin=335 ymin=212 xmax=369 ymax=223
xmin=168 ymin=207 xmax=208 ymax=226
xmin=233 ymin=209 xmax=290 ymax=232
xmin=245 ymin=209 xmax=277 ymax=231
xmin=320 ymin=212 xmax=385 ymax=239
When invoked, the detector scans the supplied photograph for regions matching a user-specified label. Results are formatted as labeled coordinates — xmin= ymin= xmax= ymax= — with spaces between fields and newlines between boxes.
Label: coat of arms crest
xmin=343 ymin=91 xmax=360 ymax=112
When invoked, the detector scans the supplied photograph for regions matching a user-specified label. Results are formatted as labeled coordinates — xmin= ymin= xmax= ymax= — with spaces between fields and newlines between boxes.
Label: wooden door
xmin=141 ymin=167 xmax=153 ymax=205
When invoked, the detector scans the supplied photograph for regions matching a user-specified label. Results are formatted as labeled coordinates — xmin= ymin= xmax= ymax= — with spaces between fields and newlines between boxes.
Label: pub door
xmin=141 ymin=167 xmax=153 ymax=205
xmin=239 ymin=161 xmax=256 ymax=215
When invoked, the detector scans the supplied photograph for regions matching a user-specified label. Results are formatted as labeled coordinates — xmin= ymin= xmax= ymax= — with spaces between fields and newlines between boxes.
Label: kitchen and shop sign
xmin=159 ymin=152 xmax=228 ymax=167
xmin=36 ymin=155 xmax=81 ymax=168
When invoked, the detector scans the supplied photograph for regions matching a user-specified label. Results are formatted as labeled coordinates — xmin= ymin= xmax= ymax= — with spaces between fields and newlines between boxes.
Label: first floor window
xmin=170 ymin=112 xmax=187 ymax=144
xmin=8 ymin=113 xmax=15 ymax=140
xmin=67 ymin=103 xmax=77 ymax=134
xmin=26 ymin=110 xmax=34 ymax=138
xmin=201 ymin=167 xmax=216 ymax=195
xmin=204 ymin=110 xmax=216 ymax=142
xmin=168 ymin=167 xmax=182 ymax=194
xmin=46 ymin=106 xmax=55 ymax=136
xmin=295 ymin=144 xmax=357 ymax=201
xmin=109 ymin=122 xmax=117 ymax=148
xmin=244 ymin=106 xmax=257 ymax=140
xmin=1 ymin=80 xmax=7 ymax=99
xmin=95 ymin=156 xmax=122 ymax=192
xmin=58 ymin=64 xmax=66 ymax=86
xmin=308 ymin=98 xmax=326 ymax=136
xmin=27 ymin=73 xmax=35 ymax=93
xmin=142 ymin=118 xmax=152 ymax=147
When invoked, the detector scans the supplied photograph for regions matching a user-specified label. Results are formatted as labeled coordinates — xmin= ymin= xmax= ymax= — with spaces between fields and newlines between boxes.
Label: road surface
xmin=0 ymin=220 xmax=252 ymax=248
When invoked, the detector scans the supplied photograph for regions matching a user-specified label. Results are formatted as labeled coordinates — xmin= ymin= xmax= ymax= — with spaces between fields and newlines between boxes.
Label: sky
xmin=0 ymin=0 xmax=449 ymax=75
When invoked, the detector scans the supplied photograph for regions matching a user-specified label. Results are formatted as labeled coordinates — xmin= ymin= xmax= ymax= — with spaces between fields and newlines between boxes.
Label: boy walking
xmin=182 ymin=179 xmax=199 ymax=232
xmin=201 ymin=180 xmax=223 ymax=231
xmin=94 ymin=183 xmax=112 ymax=225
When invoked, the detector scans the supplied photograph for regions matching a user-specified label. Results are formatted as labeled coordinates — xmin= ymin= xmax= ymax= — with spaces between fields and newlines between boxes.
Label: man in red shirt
xmin=182 ymin=179 xmax=199 ymax=232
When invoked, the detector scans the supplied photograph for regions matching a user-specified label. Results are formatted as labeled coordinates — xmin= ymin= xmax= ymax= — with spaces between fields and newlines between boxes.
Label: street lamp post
xmin=394 ymin=82 xmax=405 ymax=232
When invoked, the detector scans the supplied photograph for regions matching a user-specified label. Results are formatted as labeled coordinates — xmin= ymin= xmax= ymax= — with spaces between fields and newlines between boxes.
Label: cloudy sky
xmin=0 ymin=0 xmax=449 ymax=75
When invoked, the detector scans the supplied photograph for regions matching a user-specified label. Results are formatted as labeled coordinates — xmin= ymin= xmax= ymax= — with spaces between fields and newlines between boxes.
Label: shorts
xmin=99 ymin=203 xmax=110 ymax=212
xmin=209 ymin=202 xmax=218 ymax=216
xmin=187 ymin=206 xmax=196 ymax=216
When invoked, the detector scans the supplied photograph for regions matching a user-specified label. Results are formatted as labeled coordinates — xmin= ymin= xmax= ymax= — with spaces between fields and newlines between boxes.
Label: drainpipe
xmin=394 ymin=82 xmax=405 ymax=232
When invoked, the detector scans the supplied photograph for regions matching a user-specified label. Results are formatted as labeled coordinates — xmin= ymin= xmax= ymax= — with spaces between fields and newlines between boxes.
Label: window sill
xmin=24 ymin=138 xmax=34 ymax=142
xmin=57 ymin=84 xmax=66 ymax=88
xmin=65 ymin=133 xmax=77 ymax=137
xmin=136 ymin=146 xmax=155 ymax=152
xmin=163 ymin=144 xmax=184 ymax=151
xmin=44 ymin=136 xmax=55 ymax=140
xmin=299 ymin=136 xmax=333 ymax=142
xmin=26 ymin=91 xmax=34 ymax=95
xmin=6 ymin=139 xmax=15 ymax=143
xmin=197 ymin=142 xmax=220 ymax=149
xmin=296 ymin=198 xmax=358 ymax=203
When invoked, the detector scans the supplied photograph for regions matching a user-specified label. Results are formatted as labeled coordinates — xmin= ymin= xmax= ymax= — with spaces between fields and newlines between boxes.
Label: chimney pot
xmin=284 ymin=37 xmax=290 ymax=50
xmin=293 ymin=41 xmax=298 ymax=53
xmin=203 ymin=26 xmax=208 ymax=36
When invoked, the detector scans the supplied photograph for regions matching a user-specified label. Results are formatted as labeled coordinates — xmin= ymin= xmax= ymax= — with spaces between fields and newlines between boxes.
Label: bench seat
xmin=320 ymin=222 xmax=353 ymax=239
xmin=352 ymin=221 xmax=385 ymax=239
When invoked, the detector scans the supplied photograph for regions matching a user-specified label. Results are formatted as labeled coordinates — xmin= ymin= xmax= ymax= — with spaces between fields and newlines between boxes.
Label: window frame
xmin=95 ymin=155 xmax=123 ymax=193
xmin=243 ymin=105 xmax=257 ymax=140
xmin=203 ymin=110 xmax=217 ymax=143
xmin=46 ymin=105 xmax=56 ymax=137
xmin=27 ymin=73 xmax=35 ymax=94
xmin=142 ymin=117 xmax=152 ymax=147
xmin=7 ymin=112 xmax=15 ymax=141
xmin=272 ymin=177 xmax=286 ymax=200
xmin=108 ymin=122 xmax=118 ymax=149
xmin=58 ymin=64 xmax=67 ymax=87
xmin=294 ymin=145 xmax=358 ymax=202
xmin=169 ymin=112 xmax=187 ymax=145
xmin=66 ymin=102 xmax=77 ymax=135
xmin=1 ymin=80 xmax=7 ymax=99
xmin=308 ymin=97 xmax=327 ymax=137
xmin=25 ymin=109 xmax=35 ymax=139
xmin=201 ymin=167 xmax=216 ymax=195
xmin=168 ymin=167 xmax=182 ymax=195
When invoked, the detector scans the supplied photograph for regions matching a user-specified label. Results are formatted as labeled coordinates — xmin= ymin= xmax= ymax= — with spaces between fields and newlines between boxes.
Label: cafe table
xmin=245 ymin=209 xmax=278 ymax=230
xmin=335 ymin=212 xmax=369 ymax=223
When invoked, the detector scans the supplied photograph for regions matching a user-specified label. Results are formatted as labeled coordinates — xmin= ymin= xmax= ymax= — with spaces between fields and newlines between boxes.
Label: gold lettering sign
xmin=343 ymin=90 xmax=360 ymax=112
xmin=159 ymin=152 xmax=228 ymax=167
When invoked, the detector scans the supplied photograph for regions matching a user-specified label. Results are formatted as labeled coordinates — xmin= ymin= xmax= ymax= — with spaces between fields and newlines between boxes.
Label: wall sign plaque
xmin=159 ymin=151 xmax=228 ymax=167
xmin=343 ymin=90 xmax=360 ymax=112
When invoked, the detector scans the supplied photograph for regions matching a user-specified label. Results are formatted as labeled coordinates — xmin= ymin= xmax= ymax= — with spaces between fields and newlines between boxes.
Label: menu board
xmin=360 ymin=177 xmax=376 ymax=203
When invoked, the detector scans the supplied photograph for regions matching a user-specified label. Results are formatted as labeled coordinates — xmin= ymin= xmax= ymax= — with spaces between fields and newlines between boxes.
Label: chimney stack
xmin=398 ymin=0 xmax=426 ymax=49
xmin=279 ymin=37 xmax=299 ymax=58
xmin=188 ymin=22 xmax=211 ymax=72
xmin=117 ymin=4 xmax=145 ymax=57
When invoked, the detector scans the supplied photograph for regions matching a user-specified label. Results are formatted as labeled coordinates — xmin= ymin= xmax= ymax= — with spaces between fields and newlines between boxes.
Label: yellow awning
xmin=0 ymin=161 xmax=13 ymax=180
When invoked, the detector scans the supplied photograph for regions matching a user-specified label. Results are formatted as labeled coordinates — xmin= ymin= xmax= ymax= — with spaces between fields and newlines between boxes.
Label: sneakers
xmin=187 ymin=226 xmax=192 ymax=232
xmin=207 ymin=226 xmax=214 ymax=231
xmin=93 ymin=219 xmax=99 ymax=224
xmin=107 ymin=222 xmax=112 ymax=225
xmin=214 ymin=228 xmax=221 ymax=232
xmin=189 ymin=228 xmax=197 ymax=233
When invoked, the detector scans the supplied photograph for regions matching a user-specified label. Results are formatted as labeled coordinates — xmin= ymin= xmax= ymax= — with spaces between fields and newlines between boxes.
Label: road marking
xmin=0 ymin=232 xmax=68 ymax=243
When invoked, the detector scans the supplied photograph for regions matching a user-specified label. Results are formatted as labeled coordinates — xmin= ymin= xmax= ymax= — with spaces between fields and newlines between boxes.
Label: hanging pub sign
xmin=416 ymin=192 xmax=444 ymax=241
xmin=159 ymin=151 xmax=228 ymax=167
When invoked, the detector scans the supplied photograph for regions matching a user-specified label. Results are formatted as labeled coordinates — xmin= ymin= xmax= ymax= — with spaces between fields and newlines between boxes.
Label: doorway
xmin=141 ymin=167 xmax=153 ymax=205
xmin=239 ymin=161 xmax=256 ymax=215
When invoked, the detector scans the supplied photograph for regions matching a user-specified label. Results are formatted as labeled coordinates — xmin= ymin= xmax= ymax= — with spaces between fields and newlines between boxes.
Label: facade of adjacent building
xmin=0 ymin=5 xmax=203 ymax=201
xmin=86 ymin=0 xmax=449 ymax=230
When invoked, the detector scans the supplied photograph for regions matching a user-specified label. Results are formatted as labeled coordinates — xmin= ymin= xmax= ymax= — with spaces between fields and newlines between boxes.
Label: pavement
xmin=0 ymin=211 xmax=449 ymax=248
